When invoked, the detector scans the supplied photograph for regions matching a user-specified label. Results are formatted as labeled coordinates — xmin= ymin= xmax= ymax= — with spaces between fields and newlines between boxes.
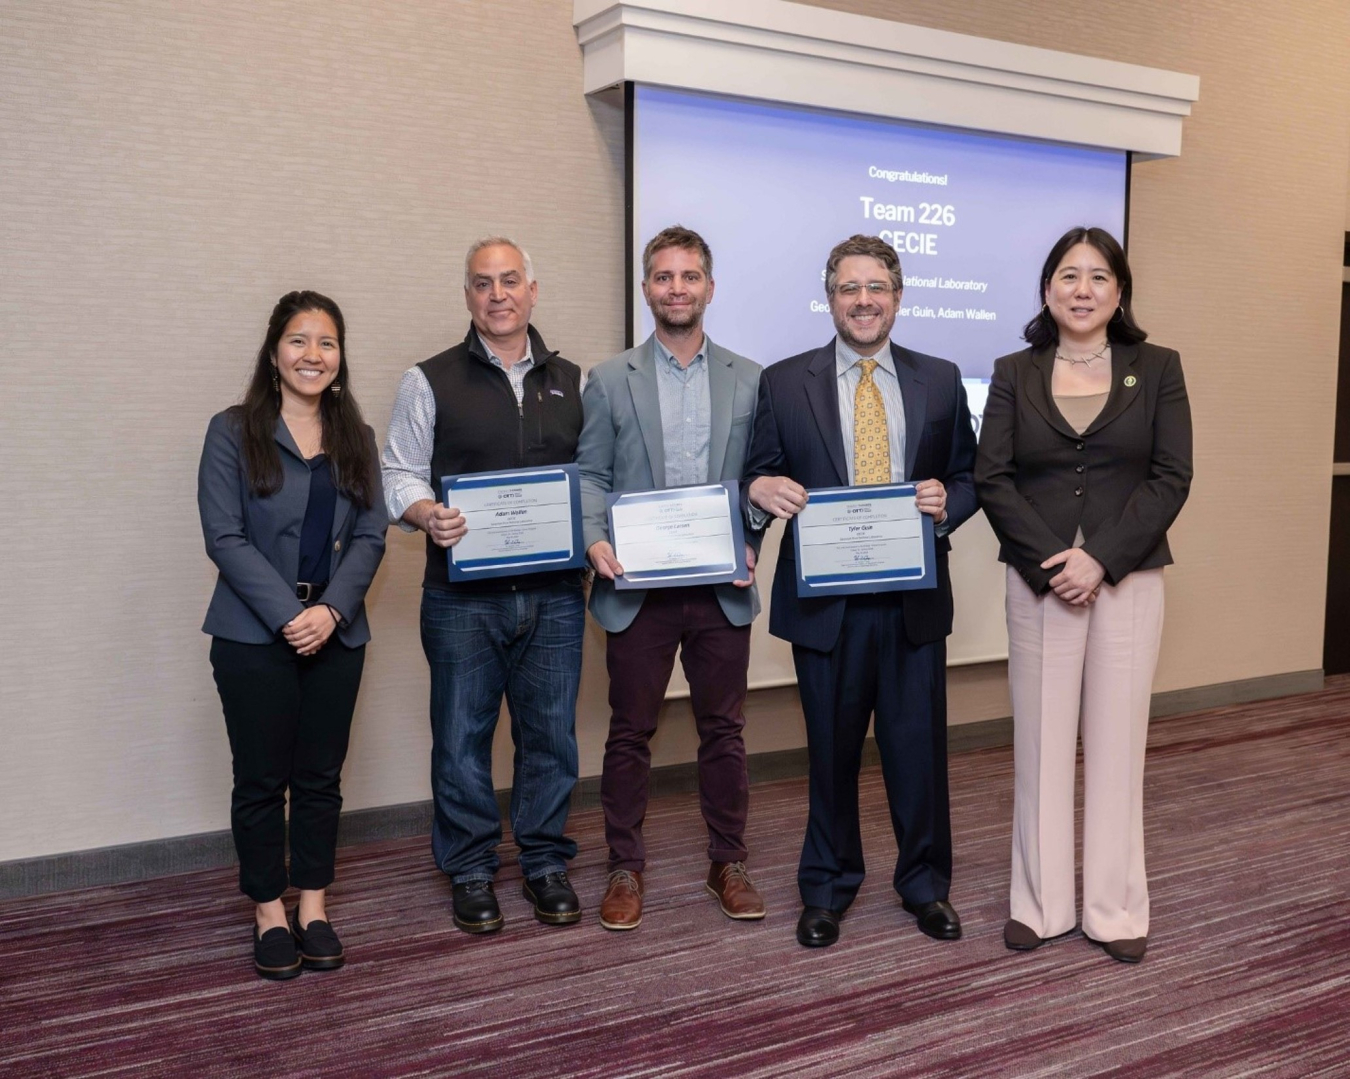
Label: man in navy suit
xmin=744 ymin=234 xmax=978 ymax=948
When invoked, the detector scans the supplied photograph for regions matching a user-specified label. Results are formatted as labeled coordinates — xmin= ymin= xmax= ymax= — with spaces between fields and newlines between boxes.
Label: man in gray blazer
xmin=577 ymin=226 xmax=766 ymax=931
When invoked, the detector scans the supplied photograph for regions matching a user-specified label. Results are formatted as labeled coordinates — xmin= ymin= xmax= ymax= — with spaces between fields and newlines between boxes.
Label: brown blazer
xmin=974 ymin=340 xmax=1192 ymax=594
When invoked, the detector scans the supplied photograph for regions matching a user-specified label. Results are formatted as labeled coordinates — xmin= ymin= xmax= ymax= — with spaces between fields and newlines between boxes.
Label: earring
xmin=1041 ymin=303 xmax=1050 ymax=318
xmin=271 ymin=366 xmax=279 ymax=393
xmin=330 ymin=382 xmax=342 ymax=397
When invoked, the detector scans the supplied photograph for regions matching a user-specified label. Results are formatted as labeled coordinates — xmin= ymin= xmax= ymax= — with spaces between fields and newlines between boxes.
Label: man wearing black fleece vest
xmin=381 ymin=238 xmax=585 ymax=934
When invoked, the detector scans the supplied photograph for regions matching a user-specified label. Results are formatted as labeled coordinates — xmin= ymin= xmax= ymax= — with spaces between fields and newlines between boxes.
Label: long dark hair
xmin=234 ymin=290 xmax=376 ymax=508
xmin=1022 ymin=226 xmax=1148 ymax=349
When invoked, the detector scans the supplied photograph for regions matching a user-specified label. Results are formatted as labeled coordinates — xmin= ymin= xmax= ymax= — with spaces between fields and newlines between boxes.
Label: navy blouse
xmin=297 ymin=455 xmax=337 ymax=587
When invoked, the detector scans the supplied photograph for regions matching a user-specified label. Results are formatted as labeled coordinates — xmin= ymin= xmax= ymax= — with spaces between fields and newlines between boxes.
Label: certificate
xmin=441 ymin=464 xmax=585 ymax=581
xmin=606 ymin=482 xmax=748 ymax=590
xmin=793 ymin=483 xmax=936 ymax=596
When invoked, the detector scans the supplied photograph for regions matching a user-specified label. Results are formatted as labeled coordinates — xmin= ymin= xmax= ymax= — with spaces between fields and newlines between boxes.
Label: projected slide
xmin=633 ymin=86 xmax=1128 ymax=416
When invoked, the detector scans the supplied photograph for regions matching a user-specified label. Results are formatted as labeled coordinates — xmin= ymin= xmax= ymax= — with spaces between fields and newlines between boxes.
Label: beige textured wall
xmin=2 ymin=1 xmax=1347 ymax=863
xmin=0 ymin=0 xmax=628 ymax=863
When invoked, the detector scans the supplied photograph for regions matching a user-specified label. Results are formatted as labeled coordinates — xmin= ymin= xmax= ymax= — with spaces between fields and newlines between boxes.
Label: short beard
xmin=835 ymin=312 xmax=894 ymax=354
xmin=653 ymin=303 xmax=704 ymax=338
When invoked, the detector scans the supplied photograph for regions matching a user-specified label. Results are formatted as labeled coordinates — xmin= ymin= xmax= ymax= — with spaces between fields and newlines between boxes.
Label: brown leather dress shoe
xmin=599 ymin=869 xmax=643 ymax=931
xmin=706 ymin=861 xmax=767 ymax=920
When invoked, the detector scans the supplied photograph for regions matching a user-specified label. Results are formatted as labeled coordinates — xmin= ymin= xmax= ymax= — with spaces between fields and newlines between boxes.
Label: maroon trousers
xmin=601 ymin=586 xmax=752 ymax=872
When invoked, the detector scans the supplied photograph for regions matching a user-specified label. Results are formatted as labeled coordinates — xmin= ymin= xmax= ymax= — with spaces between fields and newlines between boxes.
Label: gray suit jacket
xmin=198 ymin=410 xmax=388 ymax=646
xmin=577 ymin=335 xmax=762 ymax=633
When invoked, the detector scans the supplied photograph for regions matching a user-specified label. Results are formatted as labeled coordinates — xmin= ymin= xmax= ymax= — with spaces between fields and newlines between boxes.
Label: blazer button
xmin=1074 ymin=487 xmax=1083 ymax=497
xmin=1075 ymin=441 xmax=1085 ymax=451
xmin=1075 ymin=465 xmax=1084 ymax=474
xmin=333 ymin=539 xmax=342 ymax=552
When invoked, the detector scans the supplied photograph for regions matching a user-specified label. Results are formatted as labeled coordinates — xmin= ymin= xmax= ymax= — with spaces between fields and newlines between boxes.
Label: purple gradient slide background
xmin=633 ymin=87 xmax=1127 ymax=383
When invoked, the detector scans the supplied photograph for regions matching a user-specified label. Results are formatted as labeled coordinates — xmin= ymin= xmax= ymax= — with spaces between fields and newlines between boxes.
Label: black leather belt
xmin=296 ymin=581 xmax=327 ymax=602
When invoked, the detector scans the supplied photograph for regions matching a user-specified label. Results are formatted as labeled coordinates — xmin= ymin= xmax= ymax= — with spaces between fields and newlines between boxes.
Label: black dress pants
xmin=210 ymin=636 xmax=365 ymax=902
xmin=792 ymin=593 xmax=952 ymax=914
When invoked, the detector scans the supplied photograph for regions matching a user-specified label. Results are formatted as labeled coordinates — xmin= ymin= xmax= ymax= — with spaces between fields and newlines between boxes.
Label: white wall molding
xmin=574 ymin=0 xmax=1199 ymax=157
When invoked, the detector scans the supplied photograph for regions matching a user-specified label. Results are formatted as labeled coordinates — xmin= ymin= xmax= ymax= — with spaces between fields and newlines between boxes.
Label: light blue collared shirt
xmin=835 ymin=337 xmax=906 ymax=484
xmin=653 ymin=334 xmax=711 ymax=488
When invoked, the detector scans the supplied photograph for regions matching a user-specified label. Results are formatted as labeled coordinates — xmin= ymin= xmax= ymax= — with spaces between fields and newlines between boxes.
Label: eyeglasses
xmin=834 ymin=282 xmax=894 ymax=297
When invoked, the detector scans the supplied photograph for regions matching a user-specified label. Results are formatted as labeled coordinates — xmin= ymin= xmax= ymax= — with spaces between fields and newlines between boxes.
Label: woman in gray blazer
xmin=975 ymin=228 xmax=1192 ymax=964
xmin=198 ymin=291 xmax=386 ymax=980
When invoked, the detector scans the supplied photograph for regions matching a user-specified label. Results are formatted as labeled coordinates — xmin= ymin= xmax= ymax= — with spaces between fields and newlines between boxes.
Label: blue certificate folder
xmin=441 ymin=464 xmax=585 ymax=581
xmin=606 ymin=481 xmax=748 ymax=591
xmin=793 ymin=483 xmax=937 ymax=597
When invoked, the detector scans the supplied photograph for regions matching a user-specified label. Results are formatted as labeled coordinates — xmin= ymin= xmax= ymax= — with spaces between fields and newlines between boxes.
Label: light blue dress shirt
xmin=653 ymin=334 xmax=711 ymax=487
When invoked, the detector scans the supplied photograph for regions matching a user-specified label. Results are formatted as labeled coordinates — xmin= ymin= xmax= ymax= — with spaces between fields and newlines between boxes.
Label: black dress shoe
xmin=902 ymin=898 xmax=962 ymax=941
xmin=452 ymin=880 xmax=504 ymax=934
xmin=522 ymin=871 xmax=582 ymax=925
xmin=290 ymin=908 xmax=345 ymax=971
xmin=253 ymin=925 xmax=302 ymax=981
xmin=796 ymin=906 xmax=841 ymax=948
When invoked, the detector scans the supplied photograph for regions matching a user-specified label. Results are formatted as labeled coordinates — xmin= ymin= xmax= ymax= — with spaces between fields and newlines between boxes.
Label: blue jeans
xmin=420 ymin=580 xmax=583 ymax=883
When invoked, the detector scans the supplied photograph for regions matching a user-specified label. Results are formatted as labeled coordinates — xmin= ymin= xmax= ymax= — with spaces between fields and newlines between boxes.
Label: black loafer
xmin=522 ymin=870 xmax=582 ymax=926
xmin=796 ymin=906 xmax=841 ymax=948
xmin=902 ymin=898 xmax=962 ymax=941
xmin=1094 ymin=935 xmax=1147 ymax=964
xmin=1003 ymin=918 xmax=1044 ymax=951
xmin=452 ymin=879 xmax=504 ymax=934
xmin=290 ymin=909 xmax=345 ymax=971
xmin=253 ymin=925 xmax=302 ymax=981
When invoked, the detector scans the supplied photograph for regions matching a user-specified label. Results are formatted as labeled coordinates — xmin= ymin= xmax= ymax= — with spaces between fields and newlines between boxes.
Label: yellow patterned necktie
xmin=853 ymin=358 xmax=890 ymax=485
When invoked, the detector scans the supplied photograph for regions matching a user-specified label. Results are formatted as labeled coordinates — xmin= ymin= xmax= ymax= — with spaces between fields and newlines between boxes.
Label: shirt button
xmin=333 ymin=539 xmax=342 ymax=552
xmin=1076 ymin=441 xmax=1085 ymax=451
xmin=1074 ymin=487 xmax=1083 ymax=497
xmin=1075 ymin=465 xmax=1084 ymax=474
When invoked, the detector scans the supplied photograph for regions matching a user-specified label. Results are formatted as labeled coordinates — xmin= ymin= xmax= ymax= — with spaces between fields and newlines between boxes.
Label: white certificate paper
xmin=793 ymin=484 xmax=936 ymax=595
xmin=443 ymin=465 xmax=584 ymax=580
xmin=607 ymin=482 xmax=747 ymax=590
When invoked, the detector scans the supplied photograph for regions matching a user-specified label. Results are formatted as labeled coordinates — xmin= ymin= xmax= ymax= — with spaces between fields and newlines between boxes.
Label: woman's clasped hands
xmin=1041 ymin=548 xmax=1105 ymax=606
xmin=284 ymin=605 xmax=339 ymax=655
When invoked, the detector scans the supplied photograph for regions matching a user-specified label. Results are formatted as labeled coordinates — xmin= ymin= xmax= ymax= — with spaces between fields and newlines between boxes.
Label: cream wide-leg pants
xmin=1005 ymin=565 xmax=1164 ymax=942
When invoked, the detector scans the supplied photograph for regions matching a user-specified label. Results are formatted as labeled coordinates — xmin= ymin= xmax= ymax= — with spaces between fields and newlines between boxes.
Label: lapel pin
xmin=1124 ymin=375 xmax=1137 ymax=388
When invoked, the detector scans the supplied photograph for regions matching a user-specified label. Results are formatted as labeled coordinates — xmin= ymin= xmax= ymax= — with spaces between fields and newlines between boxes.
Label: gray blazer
xmin=198 ymin=410 xmax=388 ymax=646
xmin=577 ymin=335 xmax=762 ymax=633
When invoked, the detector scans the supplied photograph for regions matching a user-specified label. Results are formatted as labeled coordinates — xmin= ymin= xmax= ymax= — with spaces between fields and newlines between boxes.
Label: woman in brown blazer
xmin=975 ymin=227 xmax=1192 ymax=964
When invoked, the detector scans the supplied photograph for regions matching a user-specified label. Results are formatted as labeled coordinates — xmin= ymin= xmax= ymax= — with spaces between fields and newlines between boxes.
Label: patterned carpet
xmin=3 ymin=681 xmax=1350 ymax=1078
